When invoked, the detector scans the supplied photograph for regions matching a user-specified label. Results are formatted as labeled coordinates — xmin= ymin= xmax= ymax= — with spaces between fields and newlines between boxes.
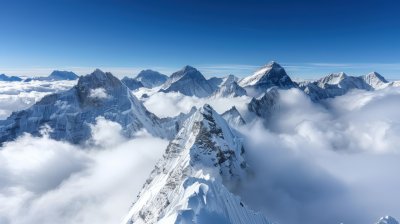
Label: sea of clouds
xmin=0 ymin=80 xmax=76 ymax=119
xmin=0 ymin=80 xmax=399 ymax=224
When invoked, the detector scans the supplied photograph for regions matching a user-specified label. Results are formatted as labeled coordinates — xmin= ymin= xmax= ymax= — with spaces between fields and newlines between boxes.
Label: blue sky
xmin=0 ymin=0 xmax=399 ymax=79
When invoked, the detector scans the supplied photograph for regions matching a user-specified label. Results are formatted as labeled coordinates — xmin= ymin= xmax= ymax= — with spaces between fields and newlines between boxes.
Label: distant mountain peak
xmin=161 ymin=66 xmax=214 ymax=97
xmin=239 ymin=61 xmax=296 ymax=92
xmin=135 ymin=69 xmax=167 ymax=88
xmin=266 ymin=60 xmax=282 ymax=68
xmin=182 ymin=65 xmax=197 ymax=72
xmin=365 ymin=71 xmax=388 ymax=82
xmin=0 ymin=74 xmax=22 ymax=82
xmin=121 ymin=76 xmax=144 ymax=90
xmin=48 ymin=70 xmax=79 ymax=80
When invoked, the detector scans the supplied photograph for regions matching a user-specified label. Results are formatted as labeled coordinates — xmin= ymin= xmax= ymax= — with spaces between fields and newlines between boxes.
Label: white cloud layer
xmin=0 ymin=80 xmax=76 ymax=119
xmin=0 ymin=118 xmax=168 ymax=224
xmin=1 ymin=80 xmax=400 ymax=224
xmin=140 ymin=91 xmax=251 ymax=118
xmin=235 ymin=87 xmax=400 ymax=224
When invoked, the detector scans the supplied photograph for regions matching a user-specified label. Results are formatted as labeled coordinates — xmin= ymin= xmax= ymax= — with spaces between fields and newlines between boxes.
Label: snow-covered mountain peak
xmin=376 ymin=216 xmax=399 ymax=224
xmin=211 ymin=75 xmax=247 ymax=98
xmin=361 ymin=71 xmax=389 ymax=89
xmin=0 ymin=69 xmax=168 ymax=144
xmin=266 ymin=60 xmax=282 ymax=68
xmin=170 ymin=65 xmax=203 ymax=80
xmin=78 ymin=69 xmax=121 ymax=90
xmin=317 ymin=72 xmax=348 ymax=86
xmin=135 ymin=69 xmax=168 ymax=88
xmin=365 ymin=71 xmax=387 ymax=82
xmin=239 ymin=61 xmax=296 ymax=92
xmin=48 ymin=70 xmax=79 ymax=80
xmin=121 ymin=104 xmax=270 ymax=224
xmin=160 ymin=66 xmax=214 ymax=97
xmin=222 ymin=106 xmax=246 ymax=127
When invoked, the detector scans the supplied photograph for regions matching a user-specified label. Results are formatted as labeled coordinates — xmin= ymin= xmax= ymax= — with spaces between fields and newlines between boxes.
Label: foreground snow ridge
xmin=376 ymin=216 xmax=399 ymax=224
xmin=122 ymin=104 xmax=271 ymax=224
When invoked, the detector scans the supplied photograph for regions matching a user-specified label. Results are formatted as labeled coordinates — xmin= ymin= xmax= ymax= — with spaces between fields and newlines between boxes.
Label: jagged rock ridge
xmin=122 ymin=104 xmax=270 ymax=224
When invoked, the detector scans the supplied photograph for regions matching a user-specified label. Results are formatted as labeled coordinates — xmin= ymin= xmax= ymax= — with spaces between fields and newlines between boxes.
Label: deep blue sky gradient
xmin=1 ymin=0 xmax=399 ymax=78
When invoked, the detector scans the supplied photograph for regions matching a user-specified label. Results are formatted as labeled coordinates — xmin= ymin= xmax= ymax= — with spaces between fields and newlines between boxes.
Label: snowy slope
xmin=211 ymin=75 xmax=247 ymax=98
xmin=160 ymin=66 xmax=214 ymax=97
xmin=122 ymin=104 xmax=270 ymax=224
xmin=0 ymin=69 xmax=167 ymax=144
xmin=298 ymin=72 xmax=390 ymax=101
xmin=221 ymin=106 xmax=246 ymax=127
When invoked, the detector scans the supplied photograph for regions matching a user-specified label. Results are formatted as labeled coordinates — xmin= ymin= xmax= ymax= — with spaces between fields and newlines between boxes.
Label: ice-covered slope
xmin=222 ymin=106 xmax=246 ymax=127
xmin=239 ymin=61 xmax=296 ymax=94
xmin=160 ymin=66 xmax=214 ymax=97
xmin=298 ymin=72 xmax=390 ymax=101
xmin=122 ymin=104 xmax=270 ymax=224
xmin=211 ymin=75 xmax=247 ymax=98
xmin=0 ymin=69 xmax=167 ymax=144
xmin=135 ymin=69 xmax=168 ymax=88
xmin=376 ymin=216 xmax=399 ymax=224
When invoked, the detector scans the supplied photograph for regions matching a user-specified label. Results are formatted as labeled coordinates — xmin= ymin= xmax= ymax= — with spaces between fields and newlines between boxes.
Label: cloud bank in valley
xmin=140 ymin=91 xmax=251 ymax=118
xmin=237 ymin=87 xmax=400 ymax=224
xmin=1 ymin=81 xmax=399 ymax=224
xmin=0 ymin=80 xmax=76 ymax=119
xmin=0 ymin=117 xmax=168 ymax=224
xmin=138 ymin=87 xmax=400 ymax=224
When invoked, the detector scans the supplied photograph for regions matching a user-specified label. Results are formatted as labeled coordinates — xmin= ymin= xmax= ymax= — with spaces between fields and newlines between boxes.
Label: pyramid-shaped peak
xmin=266 ymin=61 xmax=282 ymax=68
xmin=181 ymin=65 xmax=198 ymax=72
xmin=92 ymin=68 xmax=105 ymax=75
xmin=77 ymin=69 xmax=122 ymax=90
xmin=366 ymin=71 xmax=388 ymax=82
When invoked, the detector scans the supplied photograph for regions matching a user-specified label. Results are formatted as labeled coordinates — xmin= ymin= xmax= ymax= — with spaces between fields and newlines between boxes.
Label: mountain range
xmin=0 ymin=61 xmax=398 ymax=223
